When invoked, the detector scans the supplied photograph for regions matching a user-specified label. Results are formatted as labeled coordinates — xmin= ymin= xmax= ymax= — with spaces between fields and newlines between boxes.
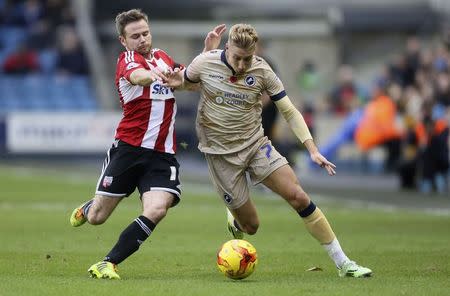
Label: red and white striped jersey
xmin=114 ymin=49 xmax=182 ymax=154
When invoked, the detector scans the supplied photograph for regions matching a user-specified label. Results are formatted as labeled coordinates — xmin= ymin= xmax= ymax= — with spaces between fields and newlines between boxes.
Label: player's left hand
xmin=204 ymin=24 xmax=226 ymax=52
xmin=310 ymin=152 xmax=336 ymax=176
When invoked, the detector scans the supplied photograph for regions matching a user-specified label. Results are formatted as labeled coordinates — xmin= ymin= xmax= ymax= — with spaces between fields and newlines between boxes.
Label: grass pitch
xmin=0 ymin=164 xmax=449 ymax=296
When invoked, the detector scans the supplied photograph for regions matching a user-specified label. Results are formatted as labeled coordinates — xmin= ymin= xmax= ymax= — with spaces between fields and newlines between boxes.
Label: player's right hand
xmin=162 ymin=68 xmax=183 ymax=88
xmin=310 ymin=152 xmax=337 ymax=176
xmin=149 ymin=67 xmax=168 ymax=83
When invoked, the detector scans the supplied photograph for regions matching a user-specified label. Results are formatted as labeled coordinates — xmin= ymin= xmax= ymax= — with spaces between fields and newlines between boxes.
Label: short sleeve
xmin=185 ymin=53 xmax=207 ymax=83
xmin=118 ymin=51 xmax=147 ymax=81
xmin=263 ymin=67 xmax=286 ymax=101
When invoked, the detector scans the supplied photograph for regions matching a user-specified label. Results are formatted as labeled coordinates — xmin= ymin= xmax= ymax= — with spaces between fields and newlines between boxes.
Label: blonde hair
xmin=228 ymin=24 xmax=259 ymax=51
xmin=115 ymin=9 xmax=149 ymax=37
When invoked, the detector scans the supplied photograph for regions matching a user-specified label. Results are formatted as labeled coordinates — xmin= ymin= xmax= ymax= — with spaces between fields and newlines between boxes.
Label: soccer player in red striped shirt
xmin=69 ymin=9 xmax=225 ymax=279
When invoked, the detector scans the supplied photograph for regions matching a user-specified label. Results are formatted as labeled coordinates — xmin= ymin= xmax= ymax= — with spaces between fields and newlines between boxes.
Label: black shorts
xmin=95 ymin=140 xmax=181 ymax=206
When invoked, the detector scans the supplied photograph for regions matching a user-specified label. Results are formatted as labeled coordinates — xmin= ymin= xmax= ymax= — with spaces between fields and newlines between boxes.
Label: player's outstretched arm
xmin=163 ymin=68 xmax=200 ymax=91
xmin=130 ymin=68 xmax=168 ymax=86
xmin=203 ymin=24 xmax=226 ymax=52
xmin=163 ymin=68 xmax=183 ymax=87
xmin=274 ymin=95 xmax=336 ymax=176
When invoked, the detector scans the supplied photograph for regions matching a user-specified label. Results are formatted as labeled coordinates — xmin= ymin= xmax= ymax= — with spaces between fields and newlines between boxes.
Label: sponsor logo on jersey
xmin=103 ymin=176 xmax=113 ymax=188
xmin=152 ymin=84 xmax=172 ymax=95
xmin=209 ymin=74 xmax=225 ymax=80
xmin=216 ymin=92 xmax=248 ymax=106
xmin=225 ymin=98 xmax=245 ymax=106
xmin=151 ymin=84 xmax=175 ymax=100
xmin=244 ymin=75 xmax=256 ymax=86
xmin=126 ymin=62 xmax=139 ymax=70
xmin=223 ymin=92 xmax=249 ymax=100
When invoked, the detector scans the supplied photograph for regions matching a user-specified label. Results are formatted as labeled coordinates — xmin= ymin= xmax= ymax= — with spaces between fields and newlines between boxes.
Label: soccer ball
xmin=216 ymin=239 xmax=258 ymax=280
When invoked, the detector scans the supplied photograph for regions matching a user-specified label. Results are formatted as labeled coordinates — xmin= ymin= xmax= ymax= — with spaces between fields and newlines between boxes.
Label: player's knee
xmin=289 ymin=189 xmax=310 ymax=211
xmin=143 ymin=206 xmax=168 ymax=224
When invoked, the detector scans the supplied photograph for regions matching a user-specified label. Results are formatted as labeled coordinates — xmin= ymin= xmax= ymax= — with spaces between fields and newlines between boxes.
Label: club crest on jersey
xmin=215 ymin=96 xmax=224 ymax=104
xmin=245 ymin=75 xmax=256 ymax=86
xmin=126 ymin=62 xmax=139 ymax=70
xmin=223 ymin=193 xmax=233 ymax=204
xmin=103 ymin=176 xmax=113 ymax=188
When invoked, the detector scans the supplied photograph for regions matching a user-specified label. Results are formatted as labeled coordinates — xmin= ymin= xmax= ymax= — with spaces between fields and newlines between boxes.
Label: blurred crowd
xmin=0 ymin=0 xmax=88 ymax=75
xmin=0 ymin=0 xmax=96 ymax=111
xmin=319 ymin=36 xmax=449 ymax=194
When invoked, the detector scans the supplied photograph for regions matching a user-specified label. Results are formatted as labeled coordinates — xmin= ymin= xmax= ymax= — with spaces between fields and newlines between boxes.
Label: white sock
xmin=323 ymin=238 xmax=349 ymax=268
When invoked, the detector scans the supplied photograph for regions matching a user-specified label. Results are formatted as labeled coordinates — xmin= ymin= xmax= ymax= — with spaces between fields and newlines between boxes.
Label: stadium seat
xmin=0 ymin=27 xmax=28 ymax=54
xmin=0 ymin=74 xmax=98 ymax=112
xmin=38 ymin=49 xmax=58 ymax=74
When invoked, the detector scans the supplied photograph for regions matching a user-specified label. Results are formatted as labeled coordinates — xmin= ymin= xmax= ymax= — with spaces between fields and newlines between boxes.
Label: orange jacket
xmin=355 ymin=95 xmax=401 ymax=151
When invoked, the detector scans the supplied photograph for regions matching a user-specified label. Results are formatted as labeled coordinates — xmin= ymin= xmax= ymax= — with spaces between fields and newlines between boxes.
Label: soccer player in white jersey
xmin=68 ymin=9 xmax=226 ymax=279
xmin=164 ymin=24 xmax=372 ymax=278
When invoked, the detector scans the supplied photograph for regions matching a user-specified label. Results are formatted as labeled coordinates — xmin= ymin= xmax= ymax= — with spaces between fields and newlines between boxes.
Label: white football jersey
xmin=185 ymin=49 xmax=286 ymax=154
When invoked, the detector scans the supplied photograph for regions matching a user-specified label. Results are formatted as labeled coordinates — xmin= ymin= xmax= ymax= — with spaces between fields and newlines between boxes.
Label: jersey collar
xmin=221 ymin=50 xmax=236 ymax=76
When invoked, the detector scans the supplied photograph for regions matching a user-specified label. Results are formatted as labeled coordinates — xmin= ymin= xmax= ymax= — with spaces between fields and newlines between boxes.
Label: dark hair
xmin=115 ymin=9 xmax=149 ymax=37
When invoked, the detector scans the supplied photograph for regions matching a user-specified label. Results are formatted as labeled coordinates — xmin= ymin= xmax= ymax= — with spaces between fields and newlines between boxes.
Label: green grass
xmin=0 ymin=165 xmax=449 ymax=296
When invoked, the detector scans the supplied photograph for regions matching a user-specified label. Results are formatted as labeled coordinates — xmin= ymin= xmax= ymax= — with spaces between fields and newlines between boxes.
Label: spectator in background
xmin=416 ymin=104 xmax=449 ymax=194
xmin=2 ymin=42 xmax=39 ymax=74
xmin=296 ymin=60 xmax=319 ymax=138
xmin=56 ymin=26 xmax=89 ymax=75
xmin=44 ymin=0 xmax=75 ymax=27
xmin=418 ymin=48 xmax=434 ymax=76
xmin=403 ymin=36 xmax=421 ymax=87
xmin=0 ymin=0 xmax=17 ymax=25
xmin=434 ymin=71 xmax=450 ymax=108
xmin=2 ymin=0 xmax=43 ymax=27
xmin=354 ymin=82 xmax=402 ymax=172
xmin=397 ymin=114 xmax=419 ymax=189
xmin=402 ymin=85 xmax=423 ymax=122
xmin=389 ymin=54 xmax=408 ymax=87
xmin=297 ymin=60 xmax=319 ymax=92
xmin=28 ymin=18 xmax=54 ymax=50
xmin=328 ymin=65 xmax=367 ymax=116
xmin=433 ymin=44 xmax=450 ymax=73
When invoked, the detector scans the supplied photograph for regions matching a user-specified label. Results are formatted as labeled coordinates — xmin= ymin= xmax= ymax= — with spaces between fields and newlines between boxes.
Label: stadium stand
xmin=0 ymin=0 xmax=98 ymax=112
